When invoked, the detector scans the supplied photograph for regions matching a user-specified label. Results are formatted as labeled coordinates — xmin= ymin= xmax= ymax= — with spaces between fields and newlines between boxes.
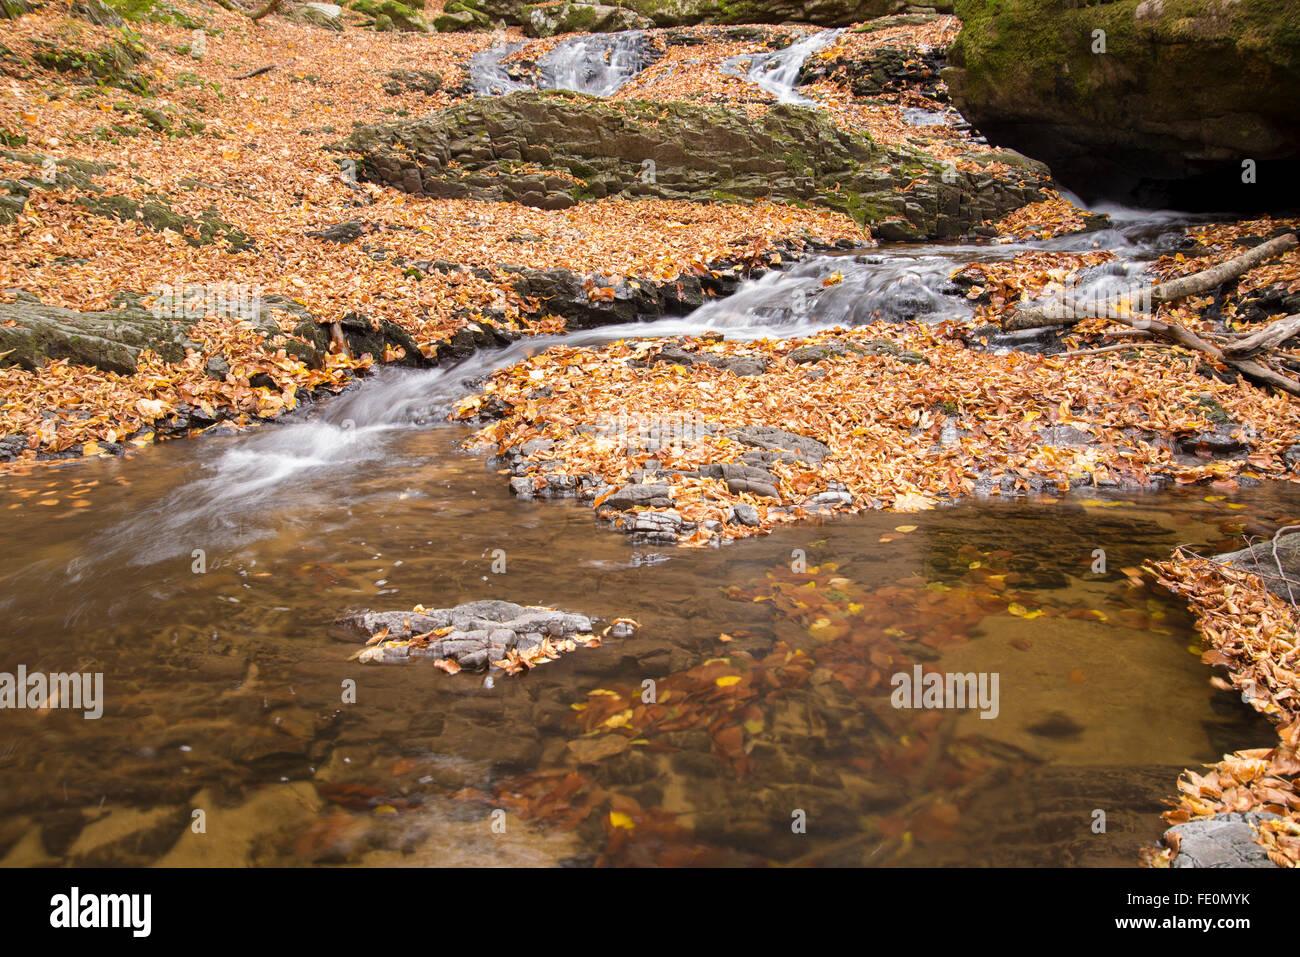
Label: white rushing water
xmin=720 ymin=28 xmax=844 ymax=106
xmin=74 ymin=204 xmax=1205 ymax=572
xmin=539 ymin=31 xmax=650 ymax=97
xmin=470 ymin=32 xmax=650 ymax=97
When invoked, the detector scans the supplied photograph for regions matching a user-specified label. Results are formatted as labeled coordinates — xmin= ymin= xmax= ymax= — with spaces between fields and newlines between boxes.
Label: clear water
xmin=0 ymin=208 xmax=1285 ymax=867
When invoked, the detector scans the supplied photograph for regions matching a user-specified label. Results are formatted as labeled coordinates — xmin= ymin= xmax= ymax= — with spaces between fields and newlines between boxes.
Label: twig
xmin=1270 ymin=525 xmax=1300 ymax=610
xmin=1061 ymin=342 xmax=1169 ymax=359
xmin=234 ymin=64 xmax=278 ymax=80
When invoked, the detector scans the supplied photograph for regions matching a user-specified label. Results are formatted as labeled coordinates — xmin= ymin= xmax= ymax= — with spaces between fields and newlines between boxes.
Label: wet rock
xmin=728 ymin=425 xmax=830 ymax=463
xmin=649 ymin=344 xmax=768 ymax=376
xmin=800 ymin=44 xmax=946 ymax=100
xmin=603 ymin=483 xmax=672 ymax=510
xmin=732 ymin=502 xmax=761 ymax=526
xmin=66 ymin=805 xmax=185 ymax=867
xmin=1214 ymin=533 xmax=1300 ymax=602
xmin=696 ymin=462 xmax=779 ymax=499
xmin=0 ymin=434 xmax=27 ymax=460
xmin=1176 ymin=426 xmax=1247 ymax=459
xmin=349 ymin=600 xmax=633 ymax=671
xmin=1166 ymin=812 xmax=1281 ymax=868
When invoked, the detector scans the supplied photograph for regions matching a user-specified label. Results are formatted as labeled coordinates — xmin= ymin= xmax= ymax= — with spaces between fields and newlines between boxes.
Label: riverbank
xmin=2 ymin=3 xmax=1029 ymax=466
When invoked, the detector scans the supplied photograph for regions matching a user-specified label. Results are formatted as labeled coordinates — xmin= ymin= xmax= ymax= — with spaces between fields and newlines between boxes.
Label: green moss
xmin=108 ymin=0 xmax=206 ymax=29
xmin=30 ymin=29 xmax=152 ymax=95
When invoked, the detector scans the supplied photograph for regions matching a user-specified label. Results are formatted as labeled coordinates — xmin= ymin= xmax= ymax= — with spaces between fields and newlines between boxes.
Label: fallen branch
xmin=1005 ymin=233 xmax=1298 ymax=332
xmin=1223 ymin=313 xmax=1300 ymax=357
xmin=1061 ymin=342 xmax=1168 ymax=359
xmin=234 ymin=63 xmax=278 ymax=80
xmin=1149 ymin=233 xmax=1298 ymax=302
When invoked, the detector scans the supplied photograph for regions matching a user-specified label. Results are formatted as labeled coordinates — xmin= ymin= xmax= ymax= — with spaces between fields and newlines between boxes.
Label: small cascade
xmin=539 ymin=30 xmax=651 ymax=97
xmin=470 ymin=32 xmax=651 ymax=98
xmin=720 ymin=28 xmax=844 ymax=106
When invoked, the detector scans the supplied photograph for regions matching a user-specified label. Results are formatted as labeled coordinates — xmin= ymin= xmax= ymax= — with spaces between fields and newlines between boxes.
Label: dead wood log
xmin=1005 ymin=232 xmax=1298 ymax=332
xmin=1222 ymin=313 xmax=1300 ymax=357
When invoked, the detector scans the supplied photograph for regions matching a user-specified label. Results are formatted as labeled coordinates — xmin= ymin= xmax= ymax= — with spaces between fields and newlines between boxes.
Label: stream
xmin=0 ymin=29 xmax=1290 ymax=869
xmin=0 ymin=207 xmax=1288 ymax=866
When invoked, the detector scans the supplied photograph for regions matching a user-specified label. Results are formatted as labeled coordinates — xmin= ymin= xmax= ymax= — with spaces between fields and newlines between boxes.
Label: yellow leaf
xmin=716 ymin=675 xmax=742 ymax=687
xmin=609 ymin=811 xmax=635 ymax=830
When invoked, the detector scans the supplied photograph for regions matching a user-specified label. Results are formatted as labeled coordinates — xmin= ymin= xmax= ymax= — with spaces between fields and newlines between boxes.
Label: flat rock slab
xmin=1166 ymin=812 xmax=1281 ymax=868
xmin=346 ymin=600 xmax=637 ymax=674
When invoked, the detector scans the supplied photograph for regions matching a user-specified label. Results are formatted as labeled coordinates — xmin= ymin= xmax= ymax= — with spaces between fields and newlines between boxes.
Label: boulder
xmin=522 ymin=2 xmax=652 ymax=37
xmin=947 ymin=0 xmax=1300 ymax=210
xmin=1166 ymin=811 xmax=1281 ymax=868
xmin=290 ymin=2 xmax=345 ymax=29
xmin=451 ymin=0 xmax=909 ymax=27
xmin=433 ymin=1 xmax=491 ymax=31
xmin=350 ymin=0 xmax=428 ymax=32
xmin=1214 ymin=532 xmax=1300 ymax=602
xmin=348 ymin=91 xmax=1046 ymax=240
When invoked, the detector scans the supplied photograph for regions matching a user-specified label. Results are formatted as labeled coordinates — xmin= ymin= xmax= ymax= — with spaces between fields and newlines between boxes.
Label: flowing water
xmin=0 ymin=25 xmax=1284 ymax=867
xmin=0 ymin=202 xmax=1289 ymax=866
xmin=719 ymin=28 xmax=844 ymax=106
xmin=470 ymin=32 xmax=651 ymax=97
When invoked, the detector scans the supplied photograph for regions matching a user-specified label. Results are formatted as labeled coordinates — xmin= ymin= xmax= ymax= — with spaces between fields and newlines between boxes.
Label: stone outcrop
xmin=522 ymin=2 xmax=653 ymax=37
xmin=347 ymin=599 xmax=638 ymax=671
xmin=946 ymin=0 xmax=1300 ymax=210
xmin=1165 ymin=811 xmax=1281 ymax=868
xmin=453 ymin=0 xmax=937 ymax=27
xmin=0 ymin=291 xmax=421 ymax=375
xmin=347 ymin=90 xmax=1046 ymax=240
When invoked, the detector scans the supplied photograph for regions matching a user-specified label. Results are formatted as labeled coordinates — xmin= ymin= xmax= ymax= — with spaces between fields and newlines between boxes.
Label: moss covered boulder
xmin=347 ymin=90 xmax=1045 ymax=239
xmin=522 ymin=2 xmax=652 ymax=37
xmin=452 ymin=0 xmax=909 ymax=27
xmin=351 ymin=0 xmax=429 ymax=32
xmin=947 ymin=0 xmax=1300 ymax=210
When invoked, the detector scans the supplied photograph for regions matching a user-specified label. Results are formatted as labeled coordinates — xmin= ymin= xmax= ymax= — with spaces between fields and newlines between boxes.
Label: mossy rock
xmin=0 ymin=0 xmax=38 ymax=19
xmin=30 ymin=30 xmax=152 ymax=95
xmin=76 ymin=193 xmax=253 ymax=250
xmin=351 ymin=0 xmax=428 ymax=31
xmin=521 ymin=2 xmax=653 ymax=37
xmin=947 ymin=0 xmax=1300 ymax=210
xmin=347 ymin=90 xmax=1046 ymax=239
